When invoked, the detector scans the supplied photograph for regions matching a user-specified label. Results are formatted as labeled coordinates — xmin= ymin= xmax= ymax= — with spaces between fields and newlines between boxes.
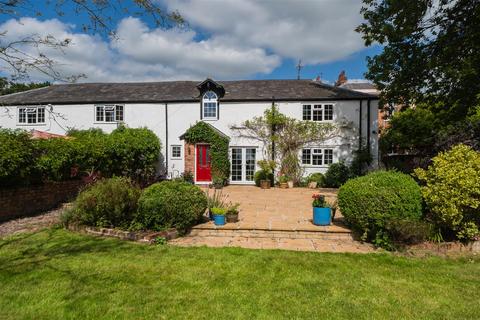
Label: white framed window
xmin=302 ymin=103 xmax=334 ymax=121
xmin=302 ymin=148 xmax=334 ymax=166
xmin=17 ymin=106 xmax=46 ymax=124
xmin=171 ymin=145 xmax=182 ymax=159
xmin=202 ymin=91 xmax=218 ymax=120
xmin=95 ymin=104 xmax=124 ymax=122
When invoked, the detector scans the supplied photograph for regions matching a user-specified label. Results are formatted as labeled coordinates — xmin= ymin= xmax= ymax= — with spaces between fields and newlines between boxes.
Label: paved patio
xmin=170 ymin=186 xmax=375 ymax=253
xmin=197 ymin=185 xmax=349 ymax=232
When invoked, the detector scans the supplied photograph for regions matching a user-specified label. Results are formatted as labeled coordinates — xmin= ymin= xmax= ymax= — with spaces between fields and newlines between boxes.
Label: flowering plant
xmin=312 ymin=194 xmax=329 ymax=208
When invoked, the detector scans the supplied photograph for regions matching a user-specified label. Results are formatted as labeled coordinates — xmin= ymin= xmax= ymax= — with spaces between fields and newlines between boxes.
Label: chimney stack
xmin=335 ymin=70 xmax=347 ymax=86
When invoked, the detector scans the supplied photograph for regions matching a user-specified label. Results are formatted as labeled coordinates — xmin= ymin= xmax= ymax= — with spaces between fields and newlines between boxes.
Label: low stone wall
xmin=68 ymin=224 xmax=178 ymax=244
xmin=407 ymin=241 xmax=480 ymax=256
xmin=0 ymin=180 xmax=84 ymax=222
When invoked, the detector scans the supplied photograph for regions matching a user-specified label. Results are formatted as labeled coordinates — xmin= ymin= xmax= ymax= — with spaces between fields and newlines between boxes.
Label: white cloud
xmin=164 ymin=0 xmax=365 ymax=64
xmin=0 ymin=17 xmax=280 ymax=82
xmin=0 ymin=1 xmax=366 ymax=82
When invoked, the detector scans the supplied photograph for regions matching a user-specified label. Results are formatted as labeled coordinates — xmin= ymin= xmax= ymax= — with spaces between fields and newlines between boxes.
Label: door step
xmin=188 ymin=228 xmax=354 ymax=240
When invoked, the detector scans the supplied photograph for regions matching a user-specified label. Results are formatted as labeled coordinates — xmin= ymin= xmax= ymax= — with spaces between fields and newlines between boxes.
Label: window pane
xmin=37 ymin=107 xmax=45 ymax=123
xmin=96 ymin=106 xmax=104 ymax=121
xmin=105 ymin=108 xmax=115 ymax=122
xmin=18 ymin=108 xmax=26 ymax=123
xmin=324 ymin=104 xmax=333 ymax=120
xmin=204 ymin=91 xmax=217 ymax=100
xmin=313 ymin=105 xmax=322 ymax=121
xmin=203 ymin=102 xmax=217 ymax=118
xmin=245 ymin=148 xmax=256 ymax=181
xmin=231 ymin=148 xmax=242 ymax=181
xmin=115 ymin=105 xmax=124 ymax=121
xmin=312 ymin=149 xmax=322 ymax=165
xmin=302 ymin=105 xmax=311 ymax=120
xmin=302 ymin=149 xmax=311 ymax=164
xmin=27 ymin=110 xmax=36 ymax=123
xmin=324 ymin=149 xmax=333 ymax=165
xmin=172 ymin=145 xmax=181 ymax=158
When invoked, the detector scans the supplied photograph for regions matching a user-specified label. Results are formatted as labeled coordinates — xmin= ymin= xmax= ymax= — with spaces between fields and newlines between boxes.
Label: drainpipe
xmin=165 ymin=103 xmax=169 ymax=178
xmin=367 ymin=99 xmax=371 ymax=153
xmin=359 ymin=100 xmax=363 ymax=150
xmin=271 ymin=96 xmax=276 ymax=163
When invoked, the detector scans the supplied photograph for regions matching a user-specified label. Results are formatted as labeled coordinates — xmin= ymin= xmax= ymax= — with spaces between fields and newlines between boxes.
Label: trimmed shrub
xmin=324 ymin=162 xmax=350 ymax=188
xmin=107 ymin=126 xmax=161 ymax=184
xmin=414 ymin=144 xmax=480 ymax=240
xmin=65 ymin=177 xmax=141 ymax=228
xmin=35 ymin=138 xmax=80 ymax=181
xmin=338 ymin=170 xmax=423 ymax=249
xmin=0 ymin=129 xmax=39 ymax=187
xmin=307 ymin=173 xmax=325 ymax=187
xmin=135 ymin=181 xmax=208 ymax=233
xmin=254 ymin=170 xmax=274 ymax=187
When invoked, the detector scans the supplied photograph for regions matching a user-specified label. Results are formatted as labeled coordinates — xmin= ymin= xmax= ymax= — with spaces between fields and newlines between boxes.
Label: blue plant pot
xmin=313 ymin=207 xmax=331 ymax=226
xmin=213 ymin=214 xmax=226 ymax=226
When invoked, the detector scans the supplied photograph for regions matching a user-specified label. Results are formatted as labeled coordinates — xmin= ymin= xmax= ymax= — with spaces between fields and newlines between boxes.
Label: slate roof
xmin=340 ymin=82 xmax=378 ymax=91
xmin=0 ymin=79 xmax=377 ymax=105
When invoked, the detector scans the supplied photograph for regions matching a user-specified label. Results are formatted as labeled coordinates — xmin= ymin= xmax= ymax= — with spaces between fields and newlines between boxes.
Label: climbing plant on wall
xmin=183 ymin=121 xmax=230 ymax=183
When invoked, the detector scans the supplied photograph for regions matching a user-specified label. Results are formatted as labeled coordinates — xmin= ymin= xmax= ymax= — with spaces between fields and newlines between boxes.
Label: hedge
xmin=0 ymin=126 xmax=161 ymax=187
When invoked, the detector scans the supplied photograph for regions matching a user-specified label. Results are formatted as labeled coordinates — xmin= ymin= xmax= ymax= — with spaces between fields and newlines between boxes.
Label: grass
xmin=0 ymin=229 xmax=479 ymax=319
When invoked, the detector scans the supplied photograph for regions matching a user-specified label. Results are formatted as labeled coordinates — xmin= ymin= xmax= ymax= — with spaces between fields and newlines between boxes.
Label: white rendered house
xmin=0 ymin=78 xmax=379 ymax=184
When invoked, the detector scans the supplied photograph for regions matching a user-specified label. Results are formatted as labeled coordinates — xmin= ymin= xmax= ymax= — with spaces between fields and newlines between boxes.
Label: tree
xmin=357 ymin=0 xmax=480 ymax=123
xmin=231 ymin=104 xmax=337 ymax=183
xmin=0 ymin=77 xmax=50 ymax=95
xmin=0 ymin=1 xmax=184 ymax=81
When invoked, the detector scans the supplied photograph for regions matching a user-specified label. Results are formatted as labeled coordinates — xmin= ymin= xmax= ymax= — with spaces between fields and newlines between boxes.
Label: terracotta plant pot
xmin=279 ymin=182 xmax=288 ymax=189
xmin=260 ymin=180 xmax=271 ymax=189
xmin=226 ymin=212 xmax=239 ymax=223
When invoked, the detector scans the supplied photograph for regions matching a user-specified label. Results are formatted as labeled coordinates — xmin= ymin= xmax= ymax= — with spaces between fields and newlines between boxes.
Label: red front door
xmin=196 ymin=144 xmax=211 ymax=182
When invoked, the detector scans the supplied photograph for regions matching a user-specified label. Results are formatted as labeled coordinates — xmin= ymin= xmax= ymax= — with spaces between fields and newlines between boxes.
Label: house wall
xmin=0 ymin=98 xmax=378 ymax=183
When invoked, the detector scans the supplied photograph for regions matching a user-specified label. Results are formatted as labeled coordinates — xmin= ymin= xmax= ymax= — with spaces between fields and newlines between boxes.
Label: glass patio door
xmin=231 ymin=147 xmax=256 ymax=183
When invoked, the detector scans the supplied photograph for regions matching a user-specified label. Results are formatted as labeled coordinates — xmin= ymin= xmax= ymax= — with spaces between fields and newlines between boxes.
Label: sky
xmin=0 ymin=0 xmax=382 ymax=84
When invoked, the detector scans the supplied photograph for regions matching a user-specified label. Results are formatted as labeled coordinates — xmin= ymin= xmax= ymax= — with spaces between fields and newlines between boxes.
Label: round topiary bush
xmin=308 ymin=172 xmax=325 ymax=187
xmin=337 ymin=170 xmax=423 ymax=248
xmin=65 ymin=177 xmax=141 ymax=228
xmin=135 ymin=181 xmax=208 ymax=233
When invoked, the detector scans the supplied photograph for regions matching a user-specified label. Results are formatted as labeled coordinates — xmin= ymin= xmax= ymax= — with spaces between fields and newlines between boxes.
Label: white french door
xmin=230 ymin=147 xmax=256 ymax=184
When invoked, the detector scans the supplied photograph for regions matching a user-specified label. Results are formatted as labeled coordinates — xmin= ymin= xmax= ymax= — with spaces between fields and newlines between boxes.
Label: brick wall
xmin=0 ymin=180 xmax=84 ymax=222
xmin=184 ymin=142 xmax=195 ymax=176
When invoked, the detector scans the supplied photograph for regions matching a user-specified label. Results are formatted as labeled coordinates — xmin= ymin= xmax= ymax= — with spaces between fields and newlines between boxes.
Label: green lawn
xmin=1 ymin=229 xmax=479 ymax=319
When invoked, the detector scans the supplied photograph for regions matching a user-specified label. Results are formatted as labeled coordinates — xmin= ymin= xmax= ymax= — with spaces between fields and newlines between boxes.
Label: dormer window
xmin=202 ymin=91 xmax=218 ymax=120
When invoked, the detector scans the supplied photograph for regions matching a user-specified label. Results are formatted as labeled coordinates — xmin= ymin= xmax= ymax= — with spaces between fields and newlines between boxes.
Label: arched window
xmin=202 ymin=91 xmax=218 ymax=119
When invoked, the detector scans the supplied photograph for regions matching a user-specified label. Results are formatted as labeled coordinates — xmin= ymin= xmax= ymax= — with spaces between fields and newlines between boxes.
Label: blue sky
xmin=0 ymin=0 xmax=380 ymax=83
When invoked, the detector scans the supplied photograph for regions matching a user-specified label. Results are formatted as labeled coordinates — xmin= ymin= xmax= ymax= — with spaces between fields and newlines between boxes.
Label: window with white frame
xmin=18 ymin=106 xmax=45 ymax=124
xmin=202 ymin=91 xmax=218 ymax=119
xmin=302 ymin=103 xmax=334 ymax=121
xmin=95 ymin=105 xmax=124 ymax=122
xmin=302 ymin=148 xmax=334 ymax=166
xmin=171 ymin=145 xmax=182 ymax=159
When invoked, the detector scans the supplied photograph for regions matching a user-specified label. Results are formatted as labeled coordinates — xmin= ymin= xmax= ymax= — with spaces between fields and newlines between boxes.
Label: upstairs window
xmin=302 ymin=148 xmax=334 ymax=166
xmin=302 ymin=103 xmax=334 ymax=121
xmin=202 ymin=91 xmax=218 ymax=119
xmin=18 ymin=106 xmax=45 ymax=124
xmin=96 ymin=105 xmax=124 ymax=122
